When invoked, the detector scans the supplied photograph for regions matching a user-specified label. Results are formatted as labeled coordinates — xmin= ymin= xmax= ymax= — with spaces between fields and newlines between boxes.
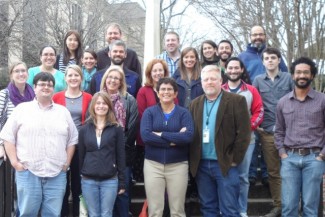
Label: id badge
xmin=203 ymin=128 xmax=210 ymax=143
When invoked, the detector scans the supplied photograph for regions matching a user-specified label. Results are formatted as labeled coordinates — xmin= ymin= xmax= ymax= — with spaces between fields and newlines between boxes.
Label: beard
xmin=220 ymin=53 xmax=231 ymax=62
xmin=294 ymin=78 xmax=313 ymax=89
xmin=226 ymin=74 xmax=241 ymax=82
xmin=111 ymin=57 xmax=124 ymax=65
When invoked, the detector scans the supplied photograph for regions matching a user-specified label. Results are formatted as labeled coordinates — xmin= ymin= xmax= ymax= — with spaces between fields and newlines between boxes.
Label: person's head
xmin=88 ymin=91 xmax=118 ymax=125
xmin=201 ymin=65 xmax=223 ymax=99
xmin=33 ymin=72 xmax=55 ymax=100
xmin=225 ymin=57 xmax=246 ymax=82
xmin=9 ymin=61 xmax=28 ymax=85
xmin=218 ymin=40 xmax=233 ymax=62
xmin=156 ymin=77 xmax=178 ymax=104
xmin=144 ymin=59 xmax=169 ymax=87
xmin=65 ymin=65 xmax=83 ymax=90
xmin=179 ymin=47 xmax=201 ymax=80
xmin=290 ymin=57 xmax=317 ymax=89
xmin=63 ymin=30 xmax=82 ymax=64
xmin=39 ymin=46 xmax=57 ymax=68
xmin=100 ymin=65 xmax=127 ymax=96
xmin=106 ymin=23 xmax=122 ymax=44
xmin=262 ymin=47 xmax=282 ymax=72
xmin=250 ymin=25 xmax=266 ymax=48
xmin=81 ymin=49 xmax=97 ymax=71
xmin=164 ymin=31 xmax=180 ymax=54
xmin=108 ymin=40 xmax=127 ymax=66
xmin=200 ymin=40 xmax=218 ymax=62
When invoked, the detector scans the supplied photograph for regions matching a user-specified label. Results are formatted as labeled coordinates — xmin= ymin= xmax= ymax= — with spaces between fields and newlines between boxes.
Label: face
xmin=34 ymin=80 xmax=54 ymax=100
xmin=202 ymin=43 xmax=217 ymax=60
xmin=65 ymin=68 xmax=82 ymax=89
xmin=263 ymin=53 xmax=281 ymax=71
xmin=94 ymin=96 xmax=109 ymax=117
xmin=250 ymin=26 xmax=266 ymax=48
xmin=183 ymin=51 xmax=197 ymax=70
xmin=11 ymin=64 xmax=28 ymax=85
xmin=157 ymin=83 xmax=177 ymax=104
xmin=293 ymin=63 xmax=314 ymax=89
xmin=66 ymin=34 xmax=79 ymax=52
xmin=225 ymin=60 xmax=243 ymax=82
xmin=109 ymin=45 xmax=126 ymax=65
xmin=105 ymin=71 xmax=122 ymax=93
xmin=164 ymin=34 xmax=180 ymax=54
xmin=106 ymin=27 xmax=121 ymax=44
xmin=218 ymin=42 xmax=232 ymax=61
xmin=201 ymin=70 xmax=222 ymax=98
xmin=151 ymin=63 xmax=165 ymax=84
xmin=82 ymin=52 xmax=97 ymax=71
xmin=40 ymin=47 xmax=56 ymax=67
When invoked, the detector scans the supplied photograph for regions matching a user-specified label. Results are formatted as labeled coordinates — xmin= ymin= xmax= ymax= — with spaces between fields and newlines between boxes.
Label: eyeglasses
xmin=251 ymin=33 xmax=265 ymax=37
xmin=107 ymin=76 xmax=121 ymax=81
xmin=13 ymin=69 xmax=27 ymax=74
xmin=42 ymin=53 xmax=56 ymax=57
xmin=159 ymin=87 xmax=174 ymax=92
xmin=36 ymin=83 xmax=54 ymax=88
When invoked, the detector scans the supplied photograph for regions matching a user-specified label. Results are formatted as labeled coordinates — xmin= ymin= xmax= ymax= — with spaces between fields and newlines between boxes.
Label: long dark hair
xmin=63 ymin=30 xmax=83 ymax=65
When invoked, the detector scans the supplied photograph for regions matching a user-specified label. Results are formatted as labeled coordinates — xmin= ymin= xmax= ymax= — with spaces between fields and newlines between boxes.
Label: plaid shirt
xmin=156 ymin=51 xmax=180 ymax=76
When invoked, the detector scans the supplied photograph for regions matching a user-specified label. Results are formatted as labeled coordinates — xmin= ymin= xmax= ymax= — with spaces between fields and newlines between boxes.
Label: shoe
xmin=263 ymin=207 xmax=281 ymax=217
xmin=249 ymin=176 xmax=256 ymax=186
xmin=262 ymin=177 xmax=269 ymax=187
xmin=240 ymin=213 xmax=249 ymax=217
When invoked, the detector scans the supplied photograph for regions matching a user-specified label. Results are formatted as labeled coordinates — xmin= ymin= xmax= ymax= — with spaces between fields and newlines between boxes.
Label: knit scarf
xmin=7 ymin=82 xmax=35 ymax=106
xmin=109 ymin=92 xmax=126 ymax=129
xmin=82 ymin=66 xmax=97 ymax=91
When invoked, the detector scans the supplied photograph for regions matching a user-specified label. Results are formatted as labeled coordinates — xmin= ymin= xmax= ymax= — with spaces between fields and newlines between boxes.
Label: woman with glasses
xmin=27 ymin=46 xmax=66 ymax=93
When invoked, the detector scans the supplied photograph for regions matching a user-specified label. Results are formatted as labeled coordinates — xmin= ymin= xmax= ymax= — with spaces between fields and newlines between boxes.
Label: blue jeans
xmin=82 ymin=177 xmax=118 ymax=217
xmin=196 ymin=160 xmax=240 ymax=217
xmin=113 ymin=167 xmax=131 ymax=217
xmin=281 ymin=151 xmax=325 ymax=217
xmin=238 ymin=143 xmax=255 ymax=214
xmin=15 ymin=170 xmax=66 ymax=217
xmin=249 ymin=132 xmax=268 ymax=178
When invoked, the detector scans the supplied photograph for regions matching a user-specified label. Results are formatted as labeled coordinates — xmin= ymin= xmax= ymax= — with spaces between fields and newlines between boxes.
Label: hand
xmin=0 ymin=146 xmax=6 ymax=161
xmin=231 ymin=162 xmax=237 ymax=166
xmin=153 ymin=132 xmax=162 ymax=137
xmin=170 ymin=143 xmax=176 ymax=146
xmin=118 ymin=189 xmax=125 ymax=195
xmin=62 ymin=164 xmax=70 ymax=172
xmin=179 ymin=127 xmax=186 ymax=133
xmin=280 ymin=153 xmax=288 ymax=159
xmin=12 ymin=161 xmax=26 ymax=171
xmin=256 ymin=127 xmax=264 ymax=132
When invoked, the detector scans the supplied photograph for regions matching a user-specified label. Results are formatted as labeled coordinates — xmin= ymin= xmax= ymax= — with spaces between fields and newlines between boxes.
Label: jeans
xmin=249 ymin=132 xmax=268 ymax=178
xmin=113 ymin=167 xmax=132 ymax=217
xmin=281 ymin=151 xmax=325 ymax=217
xmin=196 ymin=159 xmax=240 ymax=217
xmin=16 ymin=170 xmax=66 ymax=217
xmin=238 ymin=143 xmax=255 ymax=214
xmin=81 ymin=177 xmax=118 ymax=217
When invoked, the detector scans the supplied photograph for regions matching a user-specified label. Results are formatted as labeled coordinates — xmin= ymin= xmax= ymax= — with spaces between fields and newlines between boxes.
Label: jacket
xmin=175 ymin=77 xmax=204 ymax=108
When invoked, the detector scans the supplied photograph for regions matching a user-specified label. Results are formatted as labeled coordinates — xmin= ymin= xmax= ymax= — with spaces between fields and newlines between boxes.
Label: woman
xmin=55 ymin=30 xmax=83 ymax=73
xmin=100 ymin=66 xmax=138 ymax=217
xmin=81 ymin=49 xmax=97 ymax=91
xmin=53 ymin=64 xmax=92 ymax=217
xmin=79 ymin=92 xmax=125 ymax=217
xmin=200 ymin=40 xmax=219 ymax=68
xmin=28 ymin=46 xmax=66 ymax=92
xmin=173 ymin=47 xmax=204 ymax=108
xmin=140 ymin=77 xmax=194 ymax=217
xmin=134 ymin=59 xmax=170 ymax=182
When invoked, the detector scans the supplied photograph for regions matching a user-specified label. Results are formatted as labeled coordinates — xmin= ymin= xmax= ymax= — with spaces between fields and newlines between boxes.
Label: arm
xmin=136 ymin=88 xmax=147 ymax=120
xmin=78 ymin=128 xmax=86 ymax=173
xmin=88 ymin=75 xmax=97 ymax=95
xmin=249 ymin=86 xmax=264 ymax=131
xmin=4 ymin=141 xmax=25 ymax=171
xmin=125 ymin=95 xmax=139 ymax=149
xmin=116 ymin=126 xmax=126 ymax=192
xmin=63 ymin=145 xmax=75 ymax=171
xmin=274 ymin=100 xmax=287 ymax=157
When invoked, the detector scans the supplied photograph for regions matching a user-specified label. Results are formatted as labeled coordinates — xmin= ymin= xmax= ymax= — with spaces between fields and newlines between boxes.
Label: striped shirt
xmin=0 ymin=100 xmax=78 ymax=177
xmin=156 ymin=51 xmax=180 ymax=76
xmin=58 ymin=53 xmax=77 ymax=73
xmin=0 ymin=89 xmax=15 ymax=146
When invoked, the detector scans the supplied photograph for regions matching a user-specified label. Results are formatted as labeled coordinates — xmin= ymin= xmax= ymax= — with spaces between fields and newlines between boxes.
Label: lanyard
xmin=205 ymin=94 xmax=221 ymax=126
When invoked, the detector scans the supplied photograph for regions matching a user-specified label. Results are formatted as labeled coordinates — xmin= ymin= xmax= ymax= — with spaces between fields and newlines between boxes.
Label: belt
xmin=285 ymin=147 xmax=321 ymax=156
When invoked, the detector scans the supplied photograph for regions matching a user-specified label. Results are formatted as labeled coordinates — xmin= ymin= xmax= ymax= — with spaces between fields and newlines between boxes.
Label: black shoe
xmin=262 ymin=177 xmax=269 ymax=187
xmin=249 ymin=176 xmax=256 ymax=186
xmin=263 ymin=207 xmax=281 ymax=217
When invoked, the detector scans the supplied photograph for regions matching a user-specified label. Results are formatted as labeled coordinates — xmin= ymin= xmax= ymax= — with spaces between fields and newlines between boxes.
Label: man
xmin=275 ymin=57 xmax=325 ymax=217
xmin=96 ymin=23 xmax=142 ymax=77
xmin=189 ymin=65 xmax=251 ymax=217
xmin=218 ymin=39 xmax=233 ymax=68
xmin=88 ymin=40 xmax=141 ymax=98
xmin=0 ymin=72 xmax=78 ymax=216
xmin=222 ymin=57 xmax=264 ymax=217
xmin=156 ymin=31 xmax=181 ymax=76
xmin=254 ymin=47 xmax=293 ymax=217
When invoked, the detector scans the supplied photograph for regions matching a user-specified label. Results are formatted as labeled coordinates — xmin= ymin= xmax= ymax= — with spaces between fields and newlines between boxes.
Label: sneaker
xmin=263 ymin=207 xmax=281 ymax=217
xmin=240 ymin=212 xmax=249 ymax=217
xmin=249 ymin=176 xmax=256 ymax=186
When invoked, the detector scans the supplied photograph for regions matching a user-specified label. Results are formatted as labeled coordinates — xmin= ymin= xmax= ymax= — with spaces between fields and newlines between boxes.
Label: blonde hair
xmin=9 ymin=61 xmax=28 ymax=80
xmin=65 ymin=64 xmax=83 ymax=89
xmin=201 ymin=65 xmax=222 ymax=79
xmin=100 ymin=65 xmax=127 ymax=96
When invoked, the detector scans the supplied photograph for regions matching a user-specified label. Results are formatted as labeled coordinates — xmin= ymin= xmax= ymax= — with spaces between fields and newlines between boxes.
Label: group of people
xmin=0 ymin=22 xmax=323 ymax=217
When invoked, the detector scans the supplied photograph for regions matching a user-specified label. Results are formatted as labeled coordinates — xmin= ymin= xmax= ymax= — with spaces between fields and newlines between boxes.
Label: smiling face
xmin=202 ymin=43 xmax=217 ymax=61
xmin=94 ymin=96 xmax=109 ymax=117
xmin=151 ymin=63 xmax=165 ymax=84
xmin=66 ymin=33 xmax=79 ymax=53
xmin=105 ymin=70 xmax=122 ymax=94
xmin=34 ymin=80 xmax=54 ymax=101
xmin=293 ymin=63 xmax=314 ymax=89
xmin=109 ymin=45 xmax=126 ymax=65
xmin=106 ymin=26 xmax=122 ymax=44
xmin=65 ymin=68 xmax=82 ymax=89
xmin=82 ymin=52 xmax=97 ymax=71
xmin=201 ymin=68 xmax=222 ymax=99
xmin=11 ymin=64 xmax=28 ymax=85
xmin=164 ymin=33 xmax=180 ymax=54
xmin=157 ymin=83 xmax=177 ymax=104
xmin=262 ymin=53 xmax=281 ymax=72
xmin=218 ymin=42 xmax=232 ymax=61
xmin=40 ymin=47 xmax=56 ymax=68
xmin=225 ymin=60 xmax=244 ymax=82
xmin=250 ymin=26 xmax=266 ymax=48
xmin=183 ymin=50 xmax=197 ymax=70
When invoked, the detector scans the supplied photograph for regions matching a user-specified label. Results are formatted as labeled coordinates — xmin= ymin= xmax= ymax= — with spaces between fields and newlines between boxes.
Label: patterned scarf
xmin=108 ymin=91 xmax=126 ymax=129
xmin=7 ymin=82 xmax=35 ymax=106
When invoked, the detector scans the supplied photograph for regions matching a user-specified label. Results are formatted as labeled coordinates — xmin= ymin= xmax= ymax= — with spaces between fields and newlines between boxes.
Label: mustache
xmin=297 ymin=78 xmax=309 ymax=81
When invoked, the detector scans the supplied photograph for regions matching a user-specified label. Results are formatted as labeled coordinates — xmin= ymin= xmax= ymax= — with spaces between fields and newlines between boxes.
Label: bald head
xmin=250 ymin=26 xmax=266 ymax=48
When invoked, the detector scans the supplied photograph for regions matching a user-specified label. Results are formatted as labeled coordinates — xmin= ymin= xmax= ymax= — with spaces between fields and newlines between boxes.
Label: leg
xmin=100 ymin=177 xmax=118 ymax=217
xmin=15 ymin=170 xmax=42 ymax=216
xmin=144 ymin=159 xmax=166 ymax=217
xmin=60 ymin=170 xmax=70 ymax=217
xmin=195 ymin=160 xmax=221 ymax=217
xmin=280 ymin=152 xmax=301 ymax=217
xmin=249 ymin=132 xmax=260 ymax=183
xmin=70 ymin=150 xmax=82 ymax=216
xmin=165 ymin=161 xmax=188 ymax=217
xmin=237 ymin=143 xmax=255 ymax=215
xmin=81 ymin=178 xmax=101 ymax=217
xmin=113 ymin=167 xmax=131 ymax=217
xmin=41 ymin=171 xmax=67 ymax=217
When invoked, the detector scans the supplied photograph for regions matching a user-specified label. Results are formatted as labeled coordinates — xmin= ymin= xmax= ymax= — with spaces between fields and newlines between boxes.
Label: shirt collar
xmin=289 ymin=88 xmax=316 ymax=100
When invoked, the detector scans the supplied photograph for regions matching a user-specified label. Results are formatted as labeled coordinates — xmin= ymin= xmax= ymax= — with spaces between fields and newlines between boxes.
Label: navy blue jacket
xmin=175 ymin=77 xmax=204 ymax=108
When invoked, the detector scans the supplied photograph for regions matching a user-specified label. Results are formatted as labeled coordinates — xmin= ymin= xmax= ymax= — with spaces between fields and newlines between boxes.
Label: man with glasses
xmin=0 ymin=72 xmax=78 ymax=217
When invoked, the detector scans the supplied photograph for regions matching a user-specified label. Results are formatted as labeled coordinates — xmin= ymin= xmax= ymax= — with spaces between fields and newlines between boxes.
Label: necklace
xmin=65 ymin=91 xmax=82 ymax=104
xmin=96 ymin=128 xmax=103 ymax=137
